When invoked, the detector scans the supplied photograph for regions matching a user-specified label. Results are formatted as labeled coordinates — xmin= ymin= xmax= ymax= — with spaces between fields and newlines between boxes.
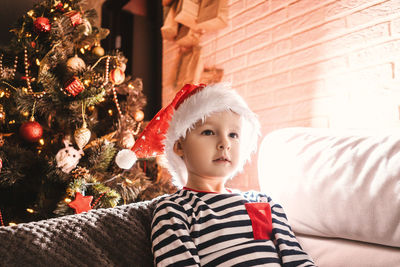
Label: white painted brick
xmin=274 ymin=38 xmax=291 ymax=56
xmin=216 ymin=28 xmax=246 ymax=50
xmin=346 ymin=0 xmax=400 ymax=28
xmin=271 ymin=21 xmax=292 ymax=41
xmin=258 ymin=105 xmax=293 ymax=124
xmin=291 ymin=8 xmax=325 ymax=31
xmin=247 ymin=43 xmax=276 ymax=65
xmin=291 ymin=56 xmax=347 ymax=83
xmin=229 ymin=0 xmax=246 ymax=18
xmin=246 ymin=91 xmax=274 ymax=111
xmin=221 ymin=54 xmax=247 ymax=73
xmin=318 ymin=22 xmax=390 ymax=57
xmin=348 ymin=40 xmax=400 ymax=67
xmin=391 ymin=17 xmax=400 ymax=36
xmin=273 ymin=80 xmax=326 ymax=106
xmin=245 ymin=60 xmax=273 ymax=81
xmin=324 ymin=0 xmax=371 ymax=19
xmin=292 ymin=18 xmax=346 ymax=47
xmin=232 ymin=2 xmax=269 ymax=29
xmin=215 ymin=47 xmax=232 ymax=64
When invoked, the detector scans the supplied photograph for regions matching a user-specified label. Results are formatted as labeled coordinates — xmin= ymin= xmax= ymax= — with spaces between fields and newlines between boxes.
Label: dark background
xmin=0 ymin=0 xmax=162 ymax=119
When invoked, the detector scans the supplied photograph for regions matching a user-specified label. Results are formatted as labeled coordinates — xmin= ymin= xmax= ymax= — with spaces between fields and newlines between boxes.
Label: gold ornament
xmin=134 ymin=110 xmax=144 ymax=122
xmin=66 ymin=55 xmax=86 ymax=73
xmin=92 ymin=46 xmax=105 ymax=57
xmin=0 ymin=104 xmax=5 ymax=122
xmin=74 ymin=122 xmax=91 ymax=149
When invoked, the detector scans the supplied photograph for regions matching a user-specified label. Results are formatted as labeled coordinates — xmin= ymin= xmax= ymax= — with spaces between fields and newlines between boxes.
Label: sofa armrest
xmin=258 ymin=127 xmax=400 ymax=248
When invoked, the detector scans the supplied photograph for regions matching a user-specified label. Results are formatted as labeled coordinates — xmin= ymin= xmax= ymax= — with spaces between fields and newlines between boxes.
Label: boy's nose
xmin=217 ymin=138 xmax=230 ymax=150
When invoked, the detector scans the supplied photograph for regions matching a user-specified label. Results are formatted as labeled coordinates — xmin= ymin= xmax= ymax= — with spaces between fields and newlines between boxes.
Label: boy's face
xmin=174 ymin=111 xmax=242 ymax=186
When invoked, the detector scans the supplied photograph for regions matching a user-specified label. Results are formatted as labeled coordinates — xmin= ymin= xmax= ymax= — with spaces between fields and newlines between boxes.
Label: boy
xmin=117 ymin=83 xmax=315 ymax=266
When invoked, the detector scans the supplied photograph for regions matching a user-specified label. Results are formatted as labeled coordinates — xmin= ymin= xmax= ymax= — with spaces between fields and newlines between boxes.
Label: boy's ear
xmin=173 ymin=139 xmax=184 ymax=157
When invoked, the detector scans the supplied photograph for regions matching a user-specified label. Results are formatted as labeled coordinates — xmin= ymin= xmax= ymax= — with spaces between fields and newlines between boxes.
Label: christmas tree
xmin=0 ymin=0 xmax=175 ymax=226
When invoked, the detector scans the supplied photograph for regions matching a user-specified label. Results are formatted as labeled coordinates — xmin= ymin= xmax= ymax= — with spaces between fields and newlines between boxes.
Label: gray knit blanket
xmin=0 ymin=199 xmax=156 ymax=267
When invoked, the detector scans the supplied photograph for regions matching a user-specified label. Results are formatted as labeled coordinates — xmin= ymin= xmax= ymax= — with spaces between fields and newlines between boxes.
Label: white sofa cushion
xmin=258 ymin=127 xmax=400 ymax=248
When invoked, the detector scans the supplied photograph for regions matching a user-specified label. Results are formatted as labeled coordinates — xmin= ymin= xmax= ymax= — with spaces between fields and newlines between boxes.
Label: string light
xmin=39 ymin=138 xmax=45 ymax=145
xmin=108 ymin=109 xmax=113 ymax=116
xmin=64 ymin=198 xmax=71 ymax=203
xmin=26 ymin=208 xmax=34 ymax=213
xmin=9 ymin=222 xmax=17 ymax=226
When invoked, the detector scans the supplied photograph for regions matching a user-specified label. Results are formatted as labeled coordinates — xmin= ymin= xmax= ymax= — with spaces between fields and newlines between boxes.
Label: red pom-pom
xmin=33 ymin=17 xmax=51 ymax=33
xmin=19 ymin=120 xmax=43 ymax=142
xmin=109 ymin=68 xmax=125 ymax=85
xmin=64 ymin=76 xmax=85 ymax=96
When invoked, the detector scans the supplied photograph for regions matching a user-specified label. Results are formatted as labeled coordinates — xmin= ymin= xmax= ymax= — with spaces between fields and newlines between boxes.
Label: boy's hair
xmin=115 ymin=83 xmax=260 ymax=186
xmin=164 ymin=83 xmax=260 ymax=186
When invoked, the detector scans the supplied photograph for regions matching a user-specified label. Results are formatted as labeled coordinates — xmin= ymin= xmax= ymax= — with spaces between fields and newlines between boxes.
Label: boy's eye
xmin=201 ymin=130 xmax=214 ymax=136
xmin=229 ymin=132 xmax=239 ymax=139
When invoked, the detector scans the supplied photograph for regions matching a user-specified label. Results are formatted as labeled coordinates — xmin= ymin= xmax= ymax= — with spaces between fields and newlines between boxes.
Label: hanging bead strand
xmin=24 ymin=48 xmax=46 ymax=99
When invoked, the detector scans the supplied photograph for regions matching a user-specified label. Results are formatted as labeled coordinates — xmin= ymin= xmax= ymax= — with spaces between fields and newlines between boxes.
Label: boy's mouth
xmin=213 ymin=156 xmax=231 ymax=163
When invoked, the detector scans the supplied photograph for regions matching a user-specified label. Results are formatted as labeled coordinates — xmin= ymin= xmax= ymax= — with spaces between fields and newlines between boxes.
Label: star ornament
xmin=68 ymin=192 xmax=93 ymax=214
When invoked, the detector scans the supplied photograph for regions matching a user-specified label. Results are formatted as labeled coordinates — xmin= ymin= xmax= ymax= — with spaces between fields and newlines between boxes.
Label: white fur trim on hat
xmin=164 ymin=83 xmax=261 ymax=186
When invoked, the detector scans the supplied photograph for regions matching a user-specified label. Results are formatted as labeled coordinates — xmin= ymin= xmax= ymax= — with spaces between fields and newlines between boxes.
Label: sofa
xmin=258 ymin=127 xmax=400 ymax=266
xmin=1 ymin=127 xmax=399 ymax=266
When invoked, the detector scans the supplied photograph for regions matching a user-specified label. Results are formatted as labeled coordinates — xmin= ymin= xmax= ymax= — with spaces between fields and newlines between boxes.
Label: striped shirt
xmin=151 ymin=188 xmax=315 ymax=266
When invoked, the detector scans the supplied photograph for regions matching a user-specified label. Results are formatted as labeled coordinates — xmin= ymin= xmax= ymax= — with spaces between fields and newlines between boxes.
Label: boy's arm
xmin=270 ymin=200 xmax=316 ymax=267
xmin=151 ymin=200 xmax=200 ymax=267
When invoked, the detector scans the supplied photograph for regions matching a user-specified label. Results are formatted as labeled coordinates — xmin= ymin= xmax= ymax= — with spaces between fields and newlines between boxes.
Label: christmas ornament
xmin=109 ymin=68 xmax=125 ymax=85
xmin=0 ymin=157 xmax=2 ymax=173
xmin=66 ymin=11 xmax=83 ymax=27
xmin=0 ymin=134 xmax=4 ymax=147
xmin=134 ymin=110 xmax=144 ymax=122
xmin=0 ymin=104 xmax=5 ymax=122
xmin=68 ymin=192 xmax=93 ymax=214
xmin=33 ymin=17 xmax=51 ymax=33
xmin=80 ymin=19 xmax=92 ymax=36
xmin=92 ymin=45 xmax=105 ymax=57
xmin=63 ymin=76 xmax=85 ymax=96
xmin=19 ymin=118 xmax=43 ymax=142
xmin=120 ymin=130 xmax=135 ymax=149
xmin=74 ymin=123 xmax=91 ymax=149
xmin=55 ymin=139 xmax=83 ymax=173
xmin=66 ymin=55 xmax=86 ymax=73
xmin=119 ymin=62 xmax=126 ymax=72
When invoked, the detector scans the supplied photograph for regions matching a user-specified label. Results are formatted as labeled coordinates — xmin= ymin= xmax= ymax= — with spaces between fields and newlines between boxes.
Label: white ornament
xmin=55 ymin=139 xmax=84 ymax=173
xmin=120 ymin=130 xmax=135 ymax=149
xmin=115 ymin=149 xmax=137 ymax=169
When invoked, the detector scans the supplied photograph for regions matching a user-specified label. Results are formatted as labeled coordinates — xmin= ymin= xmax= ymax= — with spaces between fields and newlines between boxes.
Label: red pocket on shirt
xmin=245 ymin=202 xmax=273 ymax=240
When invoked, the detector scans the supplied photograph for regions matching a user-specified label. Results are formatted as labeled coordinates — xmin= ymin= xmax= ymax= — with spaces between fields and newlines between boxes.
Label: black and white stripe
xmin=151 ymin=189 xmax=315 ymax=266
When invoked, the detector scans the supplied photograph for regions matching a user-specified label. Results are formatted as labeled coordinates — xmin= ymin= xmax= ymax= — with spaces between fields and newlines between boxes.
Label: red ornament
xmin=19 ymin=120 xmax=43 ymax=142
xmin=68 ymin=192 xmax=93 ymax=214
xmin=66 ymin=11 xmax=83 ymax=27
xmin=64 ymin=76 xmax=85 ymax=96
xmin=33 ymin=17 xmax=51 ymax=33
xmin=0 ymin=158 xmax=2 ymax=173
xmin=109 ymin=68 xmax=125 ymax=85
xmin=55 ymin=2 xmax=64 ymax=11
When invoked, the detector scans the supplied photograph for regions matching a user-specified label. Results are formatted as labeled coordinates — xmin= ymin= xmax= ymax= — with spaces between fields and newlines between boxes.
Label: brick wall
xmin=162 ymin=0 xmax=400 ymax=190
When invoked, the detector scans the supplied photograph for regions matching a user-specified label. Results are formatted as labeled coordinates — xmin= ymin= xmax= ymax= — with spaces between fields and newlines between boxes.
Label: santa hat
xmin=115 ymin=83 xmax=261 ymax=186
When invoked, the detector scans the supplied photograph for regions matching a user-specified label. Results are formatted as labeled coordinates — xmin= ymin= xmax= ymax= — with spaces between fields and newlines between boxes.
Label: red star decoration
xmin=68 ymin=192 xmax=93 ymax=214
